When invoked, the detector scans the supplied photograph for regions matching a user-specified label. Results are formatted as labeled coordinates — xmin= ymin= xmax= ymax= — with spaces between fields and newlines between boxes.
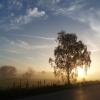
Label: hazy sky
xmin=0 ymin=0 xmax=100 ymax=80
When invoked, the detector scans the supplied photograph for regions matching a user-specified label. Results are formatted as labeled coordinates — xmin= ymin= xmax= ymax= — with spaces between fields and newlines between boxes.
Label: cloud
xmin=17 ymin=34 xmax=55 ymax=40
xmin=48 ymin=0 xmax=86 ymax=16
xmin=0 ymin=4 xmax=3 ymax=9
xmin=11 ymin=40 xmax=54 ymax=50
xmin=52 ymin=0 xmax=61 ymax=3
xmin=0 ymin=35 xmax=55 ymax=55
xmin=49 ymin=0 xmax=100 ymax=45
xmin=58 ymin=4 xmax=100 ymax=53
xmin=0 ymin=48 xmax=19 ymax=54
xmin=0 ymin=1 xmax=46 ymax=31
xmin=8 ymin=0 xmax=23 ymax=10
xmin=1 ymin=38 xmax=54 ymax=51
xmin=38 ymin=0 xmax=61 ymax=6
xmin=7 ymin=34 xmax=55 ymax=41
xmin=12 ymin=7 xmax=45 ymax=25
xmin=87 ymin=10 xmax=100 ymax=33
xmin=90 ymin=22 xmax=100 ymax=33
xmin=28 ymin=8 xmax=45 ymax=17
xmin=71 ymin=8 xmax=100 ymax=37
xmin=83 ymin=38 xmax=99 ymax=53
xmin=59 ymin=3 xmax=100 ymax=35
xmin=31 ymin=35 xmax=55 ymax=40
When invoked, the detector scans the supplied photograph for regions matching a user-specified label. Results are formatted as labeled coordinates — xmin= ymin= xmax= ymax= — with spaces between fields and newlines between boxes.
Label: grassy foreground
xmin=0 ymin=81 xmax=100 ymax=100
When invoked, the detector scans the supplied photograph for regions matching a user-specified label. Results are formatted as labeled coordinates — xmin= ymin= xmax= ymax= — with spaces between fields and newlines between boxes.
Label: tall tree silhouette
xmin=49 ymin=31 xmax=91 ymax=84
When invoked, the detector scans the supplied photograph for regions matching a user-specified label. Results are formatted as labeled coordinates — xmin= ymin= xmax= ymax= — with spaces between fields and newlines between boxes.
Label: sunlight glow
xmin=77 ymin=67 xmax=85 ymax=79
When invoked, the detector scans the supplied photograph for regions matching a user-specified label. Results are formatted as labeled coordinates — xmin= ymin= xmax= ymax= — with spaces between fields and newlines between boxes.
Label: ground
xmin=17 ymin=85 xmax=100 ymax=100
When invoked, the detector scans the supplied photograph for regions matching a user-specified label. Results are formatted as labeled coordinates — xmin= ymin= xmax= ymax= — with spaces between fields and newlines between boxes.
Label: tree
xmin=0 ymin=65 xmax=17 ymax=79
xmin=22 ymin=68 xmax=34 ymax=79
xmin=49 ymin=31 xmax=91 ymax=85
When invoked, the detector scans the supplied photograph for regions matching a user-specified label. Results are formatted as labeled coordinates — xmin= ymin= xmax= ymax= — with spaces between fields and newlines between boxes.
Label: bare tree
xmin=49 ymin=31 xmax=91 ymax=84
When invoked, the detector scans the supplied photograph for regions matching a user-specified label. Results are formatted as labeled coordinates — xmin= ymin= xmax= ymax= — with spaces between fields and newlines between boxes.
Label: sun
xmin=77 ymin=67 xmax=85 ymax=79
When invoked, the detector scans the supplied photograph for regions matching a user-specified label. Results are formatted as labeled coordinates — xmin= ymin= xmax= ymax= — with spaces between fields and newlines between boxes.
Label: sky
xmin=0 ymin=0 xmax=100 ymax=80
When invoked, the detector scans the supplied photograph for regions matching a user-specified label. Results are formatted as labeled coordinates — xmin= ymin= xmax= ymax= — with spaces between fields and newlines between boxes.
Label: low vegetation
xmin=0 ymin=80 xmax=100 ymax=100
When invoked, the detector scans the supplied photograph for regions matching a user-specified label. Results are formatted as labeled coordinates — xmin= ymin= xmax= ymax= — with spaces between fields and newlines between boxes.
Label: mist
xmin=0 ymin=65 xmax=62 ymax=89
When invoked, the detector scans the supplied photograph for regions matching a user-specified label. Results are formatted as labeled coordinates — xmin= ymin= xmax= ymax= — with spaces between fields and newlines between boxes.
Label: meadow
xmin=0 ymin=78 xmax=100 ymax=100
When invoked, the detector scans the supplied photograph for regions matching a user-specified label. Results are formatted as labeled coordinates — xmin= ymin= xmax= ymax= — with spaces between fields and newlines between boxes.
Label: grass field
xmin=0 ymin=79 xmax=100 ymax=100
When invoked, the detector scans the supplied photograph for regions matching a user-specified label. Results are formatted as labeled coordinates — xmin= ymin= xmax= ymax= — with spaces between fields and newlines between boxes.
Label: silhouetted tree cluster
xmin=22 ymin=68 xmax=34 ymax=79
xmin=49 ymin=31 xmax=91 ymax=84
xmin=0 ymin=65 xmax=17 ymax=79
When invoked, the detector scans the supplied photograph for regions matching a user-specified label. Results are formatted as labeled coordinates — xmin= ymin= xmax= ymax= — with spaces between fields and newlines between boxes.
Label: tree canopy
xmin=49 ymin=31 xmax=91 ymax=84
xmin=0 ymin=65 xmax=17 ymax=79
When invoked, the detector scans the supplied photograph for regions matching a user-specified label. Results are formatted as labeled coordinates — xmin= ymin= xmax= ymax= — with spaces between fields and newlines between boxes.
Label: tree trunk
xmin=67 ymin=68 xmax=70 ymax=85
